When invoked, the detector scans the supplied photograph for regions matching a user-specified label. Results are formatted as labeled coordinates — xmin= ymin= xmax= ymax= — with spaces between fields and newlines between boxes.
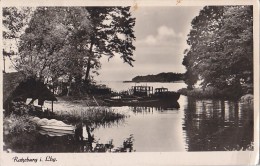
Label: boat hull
xmin=104 ymin=98 xmax=180 ymax=108
xmin=39 ymin=130 xmax=74 ymax=136
xmin=152 ymin=92 xmax=180 ymax=101
xmin=41 ymin=125 xmax=75 ymax=134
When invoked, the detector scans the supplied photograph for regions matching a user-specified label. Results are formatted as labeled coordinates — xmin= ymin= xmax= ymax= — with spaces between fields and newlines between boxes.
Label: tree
xmin=183 ymin=6 xmax=253 ymax=96
xmin=83 ymin=7 xmax=136 ymax=82
xmin=3 ymin=7 xmax=33 ymax=71
xmin=16 ymin=7 xmax=86 ymax=80
xmin=3 ymin=7 xmax=33 ymax=40
xmin=217 ymin=6 xmax=253 ymax=92
xmin=183 ymin=6 xmax=225 ymax=89
xmin=8 ymin=7 xmax=136 ymax=95
xmin=182 ymin=49 xmax=198 ymax=90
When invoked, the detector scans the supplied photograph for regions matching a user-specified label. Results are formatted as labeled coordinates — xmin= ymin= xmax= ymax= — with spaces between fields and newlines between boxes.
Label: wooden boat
xmin=40 ymin=125 xmax=75 ymax=134
xmin=131 ymin=85 xmax=153 ymax=97
xmin=105 ymin=86 xmax=180 ymax=108
xmin=104 ymin=98 xmax=180 ymax=108
xmin=129 ymin=86 xmax=180 ymax=101
xmin=39 ymin=129 xmax=74 ymax=137
xmin=152 ymin=87 xmax=180 ymax=101
xmin=105 ymin=98 xmax=159 ymax=106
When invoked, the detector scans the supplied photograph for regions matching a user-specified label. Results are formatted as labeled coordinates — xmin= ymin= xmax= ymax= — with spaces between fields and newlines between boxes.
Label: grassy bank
xmin=3 ymin=104 xmax=128 ymax=153
xmin=56 ymin=95 xmax=109 ymax=106
xmin=178 ymin=87 xmax=244 ymax=100
xmin=37 ymin=107 xmax=128 ymax=126
xmin=4 ymin=99 xmax=128 ymax=134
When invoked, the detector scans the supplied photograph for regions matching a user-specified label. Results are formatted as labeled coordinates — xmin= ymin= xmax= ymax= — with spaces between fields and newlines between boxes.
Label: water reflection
xmin=183 ymin=97 xmax=253 ymax=151
xmin=3 ymin=95 xmax=254 ymax=152
xmin=129 ymin=101 xmax=180 ymax=114
xmin=92 ymin=105 xmax=186 ymax=152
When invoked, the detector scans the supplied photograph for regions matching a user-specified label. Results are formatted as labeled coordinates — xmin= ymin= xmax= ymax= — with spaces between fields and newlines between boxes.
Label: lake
xmin=92 ymin=82 xmax=253 ymax=151
xmin=3 ymin=82 xmax=253 ymax=152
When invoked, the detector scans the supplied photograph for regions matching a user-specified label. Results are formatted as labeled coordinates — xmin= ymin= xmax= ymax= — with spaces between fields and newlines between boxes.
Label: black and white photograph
xmin=1 ymin=1 xmax=259 ymax=165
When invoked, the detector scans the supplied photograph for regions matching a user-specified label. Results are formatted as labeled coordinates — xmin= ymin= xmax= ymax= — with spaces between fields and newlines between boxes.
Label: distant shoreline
xmin=129 ymin=72 xmax=184 ymax=83
xmin=122 ymin=80 xmax=185 ymax=83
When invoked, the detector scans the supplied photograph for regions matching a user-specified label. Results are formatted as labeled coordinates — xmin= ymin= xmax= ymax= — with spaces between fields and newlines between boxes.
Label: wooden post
xmin=3 ymin=56 xmax=5 ymax=73
xmin=51 ymin=101 xmax=54 ymax=113
xmin=52 ymin=84 xmax=54 ymax=113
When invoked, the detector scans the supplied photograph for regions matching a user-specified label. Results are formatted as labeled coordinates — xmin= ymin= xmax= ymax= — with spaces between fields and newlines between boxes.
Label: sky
xmin=96 ymin=6 xmax=203 ymax=81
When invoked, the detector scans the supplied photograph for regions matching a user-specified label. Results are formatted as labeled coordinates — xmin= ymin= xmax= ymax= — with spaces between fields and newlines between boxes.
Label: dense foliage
xmin=132 ymin=72 xmax=183 ymax=82
xmin=183 ymin=6 xmax=253 ymax=98
xmin=3 ymin=7 xmax=32 ymax=40
xmin=3 ymin=7 xmax=136 ymax=95
xmin=84 ymin=7 xmax=136 ymax=82
xmin=3 ymin=7 xmax=33 ymax=69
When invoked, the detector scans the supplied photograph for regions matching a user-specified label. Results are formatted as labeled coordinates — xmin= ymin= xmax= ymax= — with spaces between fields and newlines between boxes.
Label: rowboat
xmin=39 ymin=129 xmax=73 ymax=137
xmin=104 ymin=98 xmax=160 ymax=106
xmin=105 ymin=86 xmax=180 ymax=108
xmin=152 ymin=87 xmax=180 ymax=101
xmin=104 ymin=98 xmax=180 ymax=108
xmin=40 ymin=125 xmax=75 ymax=134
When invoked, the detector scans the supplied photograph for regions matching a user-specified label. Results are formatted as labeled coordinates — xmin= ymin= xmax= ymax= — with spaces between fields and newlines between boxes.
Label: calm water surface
xmin=4 ymin=82 xmax=253 ymax=152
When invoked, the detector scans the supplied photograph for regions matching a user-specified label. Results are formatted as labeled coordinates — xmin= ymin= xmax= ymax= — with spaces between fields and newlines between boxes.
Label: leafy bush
xmin=3 ymin=114 xmax=37 ymax=134
xmin=10 ymin=101 xmax=37 ymax=115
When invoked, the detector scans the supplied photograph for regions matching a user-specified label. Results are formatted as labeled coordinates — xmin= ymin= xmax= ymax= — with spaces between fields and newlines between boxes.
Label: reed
xmin=41 ymin=107 xmax=128 ymax=126
xmin=178 ymin=87 xmax=241 ymax=100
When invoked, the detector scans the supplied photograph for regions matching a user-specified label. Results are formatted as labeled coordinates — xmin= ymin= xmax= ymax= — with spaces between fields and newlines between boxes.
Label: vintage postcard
xmin=0 ymin=0 xmax=259 ymax=165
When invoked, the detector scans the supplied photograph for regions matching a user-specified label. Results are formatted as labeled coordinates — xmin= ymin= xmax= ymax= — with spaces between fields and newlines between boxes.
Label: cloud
xmin=158 ymin=26 xmax=182 ymax=39
xmin=137 ymin=25 xmax=183 ymax=46
xmin=144 ymin=35 xmax=157 ymax=45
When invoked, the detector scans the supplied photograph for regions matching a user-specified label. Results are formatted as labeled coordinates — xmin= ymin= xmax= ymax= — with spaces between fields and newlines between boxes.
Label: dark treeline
xmin=132 ymin=72 xmax=184 ymax=82
xmin=182 ymin=6 xmax=253 ymax=99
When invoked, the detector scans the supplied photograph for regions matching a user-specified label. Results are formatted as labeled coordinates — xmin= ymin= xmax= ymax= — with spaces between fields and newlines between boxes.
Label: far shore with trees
xmin=125 ymin=72 xmax=184 ymax=83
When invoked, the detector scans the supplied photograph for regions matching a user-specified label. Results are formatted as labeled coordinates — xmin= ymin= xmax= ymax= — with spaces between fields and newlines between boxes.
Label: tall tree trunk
xmin=85 ymin=58 xmax=91 ymax=81
xmin=85 ymin=41 xmax=94 ymax=82
xmin=67 ymin=75 xmax=72 ymax=96
xmin=3 ymin=56 xmax=5 ymax=73
xmin=75 ymin=74 xmax=83 ymax=96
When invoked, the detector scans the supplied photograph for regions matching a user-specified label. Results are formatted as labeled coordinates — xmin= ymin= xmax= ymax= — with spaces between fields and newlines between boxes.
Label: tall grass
xmin=39 ymin=107 xmax=128 ymax=126
xmin=178 ymin=87 xmax=241 ymax=100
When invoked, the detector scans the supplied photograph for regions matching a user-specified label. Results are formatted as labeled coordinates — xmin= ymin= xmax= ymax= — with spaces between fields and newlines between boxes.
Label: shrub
xmin=10 ymin=101 xmax=38 ymax=115
xmin=3 ymin=114 xmax=37 ymax=134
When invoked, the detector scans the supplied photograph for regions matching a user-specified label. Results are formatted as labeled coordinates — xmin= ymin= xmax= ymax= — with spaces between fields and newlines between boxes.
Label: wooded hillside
xmin=132 ymin=72 xmax=184 ymax=82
